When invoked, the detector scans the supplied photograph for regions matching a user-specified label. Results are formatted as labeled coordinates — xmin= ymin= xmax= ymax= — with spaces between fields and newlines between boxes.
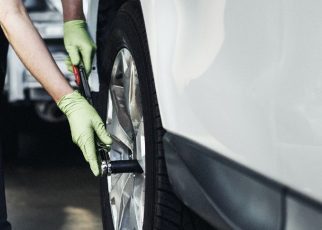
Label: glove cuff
xmin=57 ymin=90 xmax=85 ymax=116
xmin=64 ymin=20 xmax=87 ymax=32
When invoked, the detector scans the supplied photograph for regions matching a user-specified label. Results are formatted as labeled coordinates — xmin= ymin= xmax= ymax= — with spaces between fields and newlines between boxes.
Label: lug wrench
xmin=72 ymin=64 xmax=143 ymax=176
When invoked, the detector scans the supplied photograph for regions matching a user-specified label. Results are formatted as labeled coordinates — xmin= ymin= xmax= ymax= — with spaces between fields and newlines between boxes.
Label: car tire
xmin=95 ymin=1 xmax=215 ymax=230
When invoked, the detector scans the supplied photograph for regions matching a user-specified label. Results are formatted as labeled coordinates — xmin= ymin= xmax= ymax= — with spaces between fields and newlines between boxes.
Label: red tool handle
xmin=72 ymin=65 xmax=81 ymax=86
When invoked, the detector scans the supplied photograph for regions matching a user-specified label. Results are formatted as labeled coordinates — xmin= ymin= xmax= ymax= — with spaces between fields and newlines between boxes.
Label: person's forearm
xmin=0 ymin=1 xmax=73 ymax=102
xmin=61 ymin=0 xmax=85 ymax=22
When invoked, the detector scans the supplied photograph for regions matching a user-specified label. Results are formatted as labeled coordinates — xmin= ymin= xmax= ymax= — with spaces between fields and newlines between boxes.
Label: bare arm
xmin=61 ymin=0 xmax=85 ymax=21
xmin=0 ymin=0 xmax=73 ymax=102
xmin=0 ymin=0 xmax=112 ymax=176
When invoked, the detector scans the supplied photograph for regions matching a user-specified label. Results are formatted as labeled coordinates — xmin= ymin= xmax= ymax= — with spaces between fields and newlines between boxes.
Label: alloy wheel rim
xmin=106 ymin=48 xmax=145 ymax=230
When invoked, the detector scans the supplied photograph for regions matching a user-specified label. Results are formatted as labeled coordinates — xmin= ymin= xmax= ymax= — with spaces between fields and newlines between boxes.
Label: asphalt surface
xmin=1 ymin=102 xmax=103 ymax=230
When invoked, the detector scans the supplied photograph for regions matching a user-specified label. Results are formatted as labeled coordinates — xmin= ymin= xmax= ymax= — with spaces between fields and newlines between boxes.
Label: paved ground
xmin=2 ymin=103 xmax=103 ymax=230
xmin=5 ymin=166 xmax=102 ymax=230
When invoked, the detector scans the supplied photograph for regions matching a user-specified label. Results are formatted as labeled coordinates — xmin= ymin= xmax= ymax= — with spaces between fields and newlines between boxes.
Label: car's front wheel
xmin=96 ymin=1 xmax=215 ymax=230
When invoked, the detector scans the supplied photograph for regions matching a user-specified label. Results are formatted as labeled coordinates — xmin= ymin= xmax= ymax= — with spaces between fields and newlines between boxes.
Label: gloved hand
xmin=57 ymin=91 xmax=112 ymax=176
xmin=64 ymin=20 xmax=96 ymax=76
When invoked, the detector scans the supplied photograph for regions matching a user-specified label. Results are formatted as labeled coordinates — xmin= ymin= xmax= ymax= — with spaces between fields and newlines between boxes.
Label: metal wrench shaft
xmin=72 ymin=64 xmax=143 ymax=176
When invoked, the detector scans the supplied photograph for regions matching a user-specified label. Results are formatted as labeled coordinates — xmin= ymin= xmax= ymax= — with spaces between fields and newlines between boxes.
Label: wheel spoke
xmin=118 ymin=174 xmax=134 ymax=229
xmin=129 ymin=195 xmax=140 ymax=230
xmin=135 ymin=120 xmax=145 ymax=168
xmin=109 ymin=85 xmax=134 ymax=153
xmin=110 ymin=173 xmax=132 ymax=230
xmin=123 ymin=52 xmax=143 ymax=133
xmin=133 ymin=175 xmax=145 ymax=229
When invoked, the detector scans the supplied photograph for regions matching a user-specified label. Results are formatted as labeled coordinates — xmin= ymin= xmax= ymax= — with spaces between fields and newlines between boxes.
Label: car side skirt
xmin=163 ymin=132 xmax=322 ymax=230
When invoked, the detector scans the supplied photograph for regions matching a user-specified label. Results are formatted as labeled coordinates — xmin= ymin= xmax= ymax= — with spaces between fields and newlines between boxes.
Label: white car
xmin=85 ymin=0 xmax=322 ymax=229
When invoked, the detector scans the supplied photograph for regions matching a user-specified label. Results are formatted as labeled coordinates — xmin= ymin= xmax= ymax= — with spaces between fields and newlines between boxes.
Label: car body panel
xmin=139 ymin=0 xmax=322 ymax=203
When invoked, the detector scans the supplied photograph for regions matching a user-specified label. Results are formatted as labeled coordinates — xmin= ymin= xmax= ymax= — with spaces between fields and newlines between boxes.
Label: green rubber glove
xmin=64 ymin=20 xmax=96 ymax=76
xmin=57 ymin=91 xmax=112 ymax=176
